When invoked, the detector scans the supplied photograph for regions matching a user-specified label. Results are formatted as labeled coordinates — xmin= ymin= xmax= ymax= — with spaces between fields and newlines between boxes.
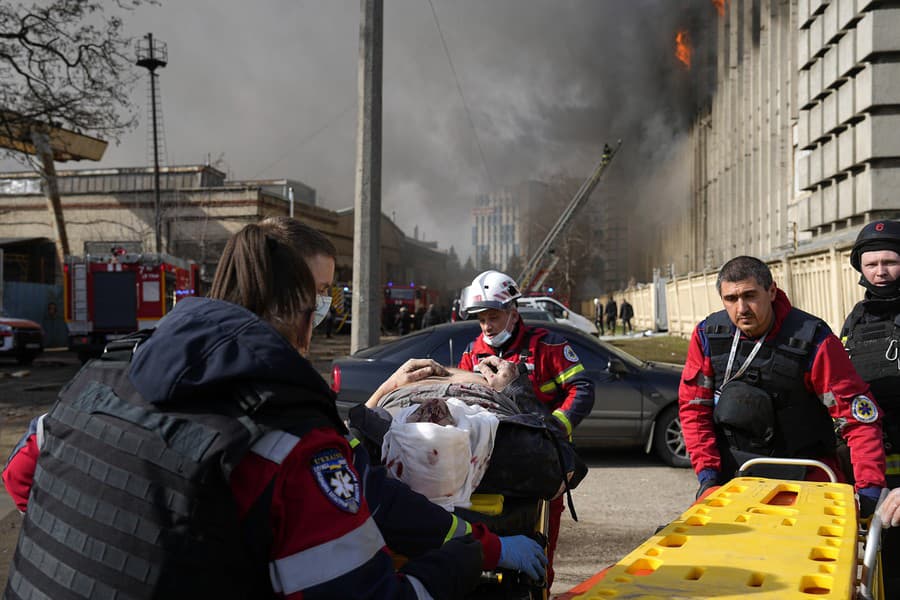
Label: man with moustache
xmin=678 ymin=256 xmax=885 ymax=515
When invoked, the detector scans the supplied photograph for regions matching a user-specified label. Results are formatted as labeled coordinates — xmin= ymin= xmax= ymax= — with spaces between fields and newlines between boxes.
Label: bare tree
xmin=0 ymin=0 xmax=153 ymax=158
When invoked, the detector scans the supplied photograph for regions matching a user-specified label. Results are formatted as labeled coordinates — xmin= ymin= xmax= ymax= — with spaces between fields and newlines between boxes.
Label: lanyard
xmin=722 ymin=324 xmax=772 ymax=387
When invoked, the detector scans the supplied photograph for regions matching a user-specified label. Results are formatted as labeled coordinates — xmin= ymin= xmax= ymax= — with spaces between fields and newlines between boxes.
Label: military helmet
xmin=850 ymin=220 xmax=900 ymax=272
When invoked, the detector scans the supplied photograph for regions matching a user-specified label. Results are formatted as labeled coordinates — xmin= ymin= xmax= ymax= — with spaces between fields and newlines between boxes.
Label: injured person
xmin=352 ymin=356 xmax=587 ymax=512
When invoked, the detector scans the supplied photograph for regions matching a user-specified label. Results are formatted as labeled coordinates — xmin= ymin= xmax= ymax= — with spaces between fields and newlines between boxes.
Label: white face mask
xmin=312 ymin=294 xmax=331 ymax=328
xmin=484 ymin=313 xmax=514 ymax=347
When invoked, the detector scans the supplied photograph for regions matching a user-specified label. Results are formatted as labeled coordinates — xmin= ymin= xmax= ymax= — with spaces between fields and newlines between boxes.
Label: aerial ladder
xmin=517 ymin=140 xmax=622 ymax=294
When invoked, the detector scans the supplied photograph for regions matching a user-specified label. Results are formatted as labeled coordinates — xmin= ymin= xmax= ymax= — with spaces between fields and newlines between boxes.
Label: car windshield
xmin=600 ymin=338 xmax=647 ymax=368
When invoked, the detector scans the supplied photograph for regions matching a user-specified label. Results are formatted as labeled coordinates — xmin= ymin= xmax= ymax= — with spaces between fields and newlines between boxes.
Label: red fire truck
xmin=64 ymin=249 xmax=200 ymax=361
xmin=382 ymin=283 xmax=439 ymax=331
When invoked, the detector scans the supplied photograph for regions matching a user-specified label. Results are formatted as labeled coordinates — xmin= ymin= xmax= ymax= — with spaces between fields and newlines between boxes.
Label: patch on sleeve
xmin=563 ymin=345 xmax=579 ymax=363
xmin=311 ymin=449 xmax=360 ymax=514
xmin=851 ymin=396 xmax=879 ymax=424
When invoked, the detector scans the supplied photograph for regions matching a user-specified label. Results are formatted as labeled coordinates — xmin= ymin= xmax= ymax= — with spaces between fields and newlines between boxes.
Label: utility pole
xmin=30 ymin=130 xmax=69 ymax=274
xmin=351 ymin=0 xmax=383 ymax=353
xmin=136 ymin=33 xmax=168 ymax=254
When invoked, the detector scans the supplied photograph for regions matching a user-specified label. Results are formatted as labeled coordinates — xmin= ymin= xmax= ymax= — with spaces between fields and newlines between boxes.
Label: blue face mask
xmin=312 ymin=294 xmax=331 ymax=328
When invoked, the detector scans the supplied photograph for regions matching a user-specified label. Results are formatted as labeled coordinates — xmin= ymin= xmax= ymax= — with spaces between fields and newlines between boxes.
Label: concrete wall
xmin=691 ymin=0 xmax=797 ymax=270
xmin=796 ymin=3 xmax=900 ymax=236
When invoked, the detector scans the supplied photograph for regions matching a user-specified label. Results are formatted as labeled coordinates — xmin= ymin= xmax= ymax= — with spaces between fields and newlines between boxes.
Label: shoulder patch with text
xmin=311 ymin=448 xmax=360 ymax=513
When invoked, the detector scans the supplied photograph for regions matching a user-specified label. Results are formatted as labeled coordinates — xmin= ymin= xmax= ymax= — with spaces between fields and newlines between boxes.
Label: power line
xmin=426 ymin=0 xmax=493 ymax=189
xmin=250 ymin=101 xmax=355 ymax=180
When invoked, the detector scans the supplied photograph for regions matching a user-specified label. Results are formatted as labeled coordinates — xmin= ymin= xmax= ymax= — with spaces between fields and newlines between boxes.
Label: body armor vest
xmin=5 ymin=333 xmax=330 ymax=600
xmin=843 ymin=302 xmax=900 ymax=410
xmin=705 ymin=308 xmax=836 ymax=468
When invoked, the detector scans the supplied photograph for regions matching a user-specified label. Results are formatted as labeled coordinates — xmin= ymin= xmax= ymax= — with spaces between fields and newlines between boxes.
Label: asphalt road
xmin=0 ymin=336 xmax=697 ymax=597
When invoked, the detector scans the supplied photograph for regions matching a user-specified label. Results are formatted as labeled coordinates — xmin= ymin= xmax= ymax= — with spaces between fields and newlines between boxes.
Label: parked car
xmin=516 ymin=296 xmax=598 ymax=336
xmin=331 ymin=320 xmax=689 ymax=467
xmin=0 ymin=312 xmax=44 ymax=365
xmin=515 ymin=306 xmax=556 ymax=323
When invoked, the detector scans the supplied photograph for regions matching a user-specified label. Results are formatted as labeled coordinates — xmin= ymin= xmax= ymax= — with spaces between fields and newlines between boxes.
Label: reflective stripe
xmin=819 ymin=391 xmax=836 ymax=408
xmin=268 ymin=516 xmax=385 ymax=594
xmin=346 ymin=435 xmax=361 ymax=449
xmin=36 ymin=414 xmax=46 ymax=450
xmin=689 ymin=398 xmax=714 ymax=407
xmin=250 ymin=431 xmax=300 ymax=465
xmin=887 ymin=453 xmax=900 ymax=476
xmin=552 ymin=410 xmax=573 ymax=437
xmin=443 ymin=514 xmax=471 ymax=543
xmin=554 ymin=363 xmax=585 ymax=385
xmin=539 ymin=380 xmax=557 ymax=394
xmin=697 ymin=374 xmax=715 ymax=390
xmin=407 ymin=575 xmax=435 ymax=599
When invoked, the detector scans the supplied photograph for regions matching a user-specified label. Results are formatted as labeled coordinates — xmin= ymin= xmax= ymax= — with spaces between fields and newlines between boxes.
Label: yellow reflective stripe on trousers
xmin=887 ymin=453 xmax=900 ymax=476
xmin=269 ymin=516 xmax=385 ymax=594
xmin=552 ymin=410 xmax=573 ymax=437
xmin=443 ymin=514 xmax=472 ymax=543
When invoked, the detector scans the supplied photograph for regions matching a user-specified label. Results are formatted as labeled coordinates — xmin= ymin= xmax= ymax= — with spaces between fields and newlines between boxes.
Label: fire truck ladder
xmin=517 ymin=140 xmax=622 ymax=294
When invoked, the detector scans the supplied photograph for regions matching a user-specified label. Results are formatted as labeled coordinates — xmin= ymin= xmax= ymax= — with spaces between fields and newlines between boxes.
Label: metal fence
xmin=605 ymin=247 xmax=865 ymax=338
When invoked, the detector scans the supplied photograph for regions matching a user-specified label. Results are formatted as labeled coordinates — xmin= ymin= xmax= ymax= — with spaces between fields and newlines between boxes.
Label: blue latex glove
xmin=858 ymin=487 xmax=883 ymax=519
xmin=498 ymin=535 xmax=547 ymax=581
xmin=696 ymin=468 xmax=720 ymax=499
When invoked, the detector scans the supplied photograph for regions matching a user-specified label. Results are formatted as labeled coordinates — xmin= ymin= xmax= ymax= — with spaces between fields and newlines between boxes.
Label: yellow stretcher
xmin=560 ymin=459 xmax=885 ymax=600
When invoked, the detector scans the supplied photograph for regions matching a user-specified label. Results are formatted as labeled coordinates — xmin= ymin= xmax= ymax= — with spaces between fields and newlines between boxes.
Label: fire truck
xmin=64 ymin=249 xmax=200 ymax=361
xmin=382 ymin=283 xmax=440 ymax=331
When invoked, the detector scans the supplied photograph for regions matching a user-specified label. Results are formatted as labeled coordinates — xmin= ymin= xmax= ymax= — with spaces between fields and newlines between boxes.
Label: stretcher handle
xmin=859 ymin=487 xmax=889 ymax=600
xmin=737 ymin=457 xmax=838 ymax=483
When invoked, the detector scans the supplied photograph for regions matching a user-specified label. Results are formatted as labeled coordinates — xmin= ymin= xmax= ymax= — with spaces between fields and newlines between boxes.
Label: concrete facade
xmin=689 ymin=0 xmax=900 ymax=272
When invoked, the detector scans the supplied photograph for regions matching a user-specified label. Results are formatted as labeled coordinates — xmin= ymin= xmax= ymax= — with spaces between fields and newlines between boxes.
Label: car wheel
xmin=653 ymin=404 xmax=691 ymax=468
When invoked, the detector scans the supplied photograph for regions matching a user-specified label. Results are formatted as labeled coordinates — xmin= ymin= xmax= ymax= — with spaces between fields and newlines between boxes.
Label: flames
xmin=675 ymin=30 xmax=691 ymax=69
xmin=712 ymin=0 xmax=726 ymax=16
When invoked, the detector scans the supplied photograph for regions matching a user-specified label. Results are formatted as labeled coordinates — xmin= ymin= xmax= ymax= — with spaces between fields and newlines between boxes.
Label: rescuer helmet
xmin=850 ymin=220 xmax=900 ymax=272
xmin=458 ymin=270 xmax=522 ymax=318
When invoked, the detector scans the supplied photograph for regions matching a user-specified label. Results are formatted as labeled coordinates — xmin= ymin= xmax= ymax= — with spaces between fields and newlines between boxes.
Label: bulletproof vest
xmin=706 ymin=308 xmax=836 ymax=461
xmin=5 ymin=332 xmax=328 ymax=600
xmin=843 ymin=302 xmax=900 ymax=410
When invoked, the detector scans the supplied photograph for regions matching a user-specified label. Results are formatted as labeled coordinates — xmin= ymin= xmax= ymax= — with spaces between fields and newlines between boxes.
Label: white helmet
xmin=459 ymin=270 xmax=521 ymax=317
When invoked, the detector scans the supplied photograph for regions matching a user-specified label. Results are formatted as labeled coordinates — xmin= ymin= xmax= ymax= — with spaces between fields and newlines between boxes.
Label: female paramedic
xmin=4 ymin=221 xmax=483 ymax=599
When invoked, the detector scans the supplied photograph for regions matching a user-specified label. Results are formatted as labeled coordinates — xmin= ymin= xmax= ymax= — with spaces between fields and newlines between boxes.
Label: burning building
xmin=687 ymin=0 xmax=900 ymax=271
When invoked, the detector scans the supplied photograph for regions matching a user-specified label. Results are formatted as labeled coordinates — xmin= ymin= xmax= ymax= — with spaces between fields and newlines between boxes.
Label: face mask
xmin=484 ymin=313 xmax=514 ymax=347
xmin=312 ymin=294 xmax=331 ymax=328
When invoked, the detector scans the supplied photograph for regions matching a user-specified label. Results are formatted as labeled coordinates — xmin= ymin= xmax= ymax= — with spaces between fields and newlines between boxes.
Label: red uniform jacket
xmin=458 ymin=321 xmax=595 ymax=436
xmin=678 ymin=289 xmax=886 ymax=491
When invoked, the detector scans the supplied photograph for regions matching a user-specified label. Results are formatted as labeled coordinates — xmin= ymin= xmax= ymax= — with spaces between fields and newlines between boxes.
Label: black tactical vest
xmin=843 ymin=302 xmax=900 ymax=410
xmin=706 ymin=308 xmax=836 ymax=464
xmin=4 ymin=333 xmax=332 ymax=600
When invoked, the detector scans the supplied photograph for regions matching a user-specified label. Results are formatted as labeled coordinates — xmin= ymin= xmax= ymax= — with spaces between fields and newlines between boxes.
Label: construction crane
xmin=517 ymin=140 xmax=622 ymax=294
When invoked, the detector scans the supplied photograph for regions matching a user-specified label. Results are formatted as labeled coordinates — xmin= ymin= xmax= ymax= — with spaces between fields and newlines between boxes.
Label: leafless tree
xmin=0 ymin=0 xmax=154 ymax=160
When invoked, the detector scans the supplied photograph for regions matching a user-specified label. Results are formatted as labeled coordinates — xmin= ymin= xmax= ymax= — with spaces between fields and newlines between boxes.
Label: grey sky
xmin=5 ymin=1 xmax=715 ymax=259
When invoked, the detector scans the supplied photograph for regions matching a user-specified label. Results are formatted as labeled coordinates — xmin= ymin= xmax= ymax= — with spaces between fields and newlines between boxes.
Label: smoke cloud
xmin=2 ymin=0 xmax=718 ymax=271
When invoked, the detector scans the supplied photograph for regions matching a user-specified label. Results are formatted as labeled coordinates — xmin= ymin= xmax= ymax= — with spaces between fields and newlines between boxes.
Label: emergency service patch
xmin=311 ymin=449 xmax=360 ymax=513
xmin=563 ymin=345 xmax=579 ymax=363
xmin=851 ymin=396 xmax=879 ymax=423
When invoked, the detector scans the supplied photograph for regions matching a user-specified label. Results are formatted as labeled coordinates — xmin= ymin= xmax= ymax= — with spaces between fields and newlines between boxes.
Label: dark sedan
xmin=330 ymin=320 xmax=689 ymax=467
